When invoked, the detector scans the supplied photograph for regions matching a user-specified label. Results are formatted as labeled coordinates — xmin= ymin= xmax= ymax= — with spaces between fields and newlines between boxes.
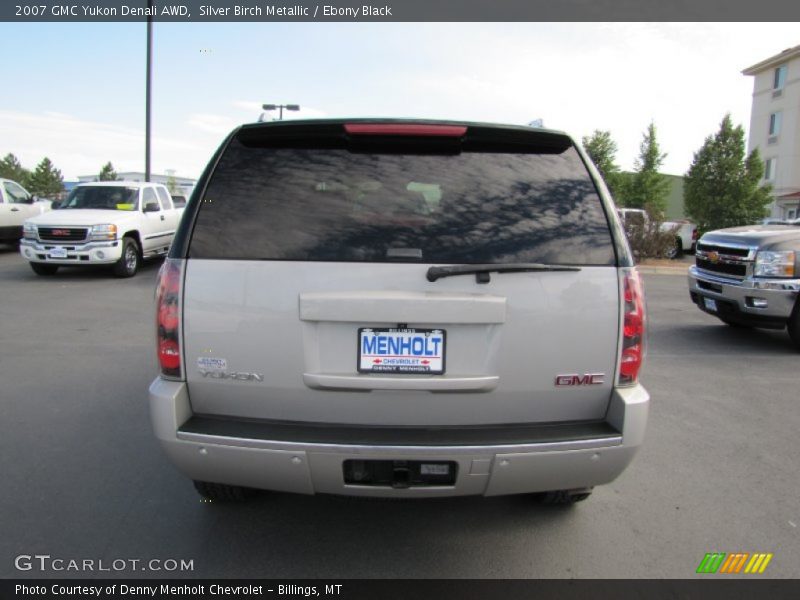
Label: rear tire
xmin=30 ymin=262 xmax=59 ymax=276
xmin=535 ymin=489 xmax=592 ymax=505
xmin=666 ymin=238 xmax=682 ymax=259
xmin=193 ymin=480 xmax=256 ymax=502
xmin=113 ymin=237 xmax=140 ymax=278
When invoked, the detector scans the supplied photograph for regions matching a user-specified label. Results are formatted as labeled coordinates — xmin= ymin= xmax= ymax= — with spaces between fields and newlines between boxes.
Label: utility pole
xmin=145 ymin=1 xmax=153 ymax=182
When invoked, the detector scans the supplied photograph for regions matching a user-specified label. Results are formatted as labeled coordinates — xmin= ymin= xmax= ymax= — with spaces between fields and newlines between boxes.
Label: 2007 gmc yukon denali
xmin=149 ymin=119 xmax=649 ymax=504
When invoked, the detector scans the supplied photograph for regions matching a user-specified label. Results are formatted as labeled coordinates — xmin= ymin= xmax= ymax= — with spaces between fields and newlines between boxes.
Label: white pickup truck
xmin=664 ymin=219 xmax=698 ymax=256
xmin=617 ymin=208 xmax=697 ymax=258
xmin=0 ymin=178 xmax=52 ymax=244
xmin=20 ymin=181 xmax=184 ymax=277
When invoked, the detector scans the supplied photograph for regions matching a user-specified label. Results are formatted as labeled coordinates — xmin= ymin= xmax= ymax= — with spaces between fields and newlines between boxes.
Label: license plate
xmin=703 ymin=297 xmax=717 ymax=312
xmin=420 ymin=463 xmax=450 ymax=476
xmin=358 ymin=328 xmax=446 ymax=374
xmin=48 ymin=247 xmax=67 ymax=259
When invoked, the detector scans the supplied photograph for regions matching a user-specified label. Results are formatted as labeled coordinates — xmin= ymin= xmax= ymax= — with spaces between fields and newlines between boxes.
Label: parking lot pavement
xmin=0 ymin=246 xmax=797 ymax=579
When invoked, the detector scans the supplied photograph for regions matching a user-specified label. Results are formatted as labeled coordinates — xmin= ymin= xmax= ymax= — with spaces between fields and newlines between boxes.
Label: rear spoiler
xmin=235 ymin=120 xmax=573 ymax=155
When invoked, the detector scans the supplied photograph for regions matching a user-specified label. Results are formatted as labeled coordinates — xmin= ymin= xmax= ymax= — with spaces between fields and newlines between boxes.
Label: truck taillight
xmin=156 ymin=258 xmax=184 ymax=379
xmin=619 ymin=268 xmax=646 ymax=385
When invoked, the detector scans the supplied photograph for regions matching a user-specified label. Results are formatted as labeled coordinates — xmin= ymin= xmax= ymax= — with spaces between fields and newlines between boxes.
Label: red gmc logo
xmin=555 ymin=373 xmax=605 ymax=386
xmin=52 ymin=229 xmax=70 ymax=236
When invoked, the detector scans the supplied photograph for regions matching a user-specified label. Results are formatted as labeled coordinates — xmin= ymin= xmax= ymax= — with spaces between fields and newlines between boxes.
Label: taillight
xmin=344 ymin=123 xmax=467 ymax=137
xmin=692 ymin=229 xmax=698 ymax=242
xmin=619 ymin=268 xmax=646 ymax=385
xmin=156 ymin=258 xmax=184 ymax=379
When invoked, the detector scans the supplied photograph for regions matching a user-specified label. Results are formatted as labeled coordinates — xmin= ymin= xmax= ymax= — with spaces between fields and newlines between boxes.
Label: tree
xmin=25 ymin=157 xmax=64 ymax=197
xmin=624 ymin=122 xmax=671 ymax=220
xmin=0 ymin=153 xmax=30 ymax=183
xmin=97 ymin=162 xmax=119 ymax=181
xmin=165 ymin=171 xmax=179 ymax=196
xmin=582 ymin=130 xmax=621 ymax=198
xmin=684 ymin=114 xmax=772 ymax=232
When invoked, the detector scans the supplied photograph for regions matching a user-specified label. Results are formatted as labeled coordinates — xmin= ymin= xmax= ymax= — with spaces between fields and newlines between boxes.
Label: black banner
xmin=2 ymin=0 xmax=800 ymax=22
xmin=3 ymin=579 xmax=800 ymax=600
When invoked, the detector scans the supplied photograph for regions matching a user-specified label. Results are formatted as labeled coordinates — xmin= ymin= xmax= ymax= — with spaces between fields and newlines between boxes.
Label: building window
xmin=773 ymin=65 xmax=787 ymax=90
xmin=764 ymin=158 xmax=777 ymax=182
xmin=768 ymin=112 xmax=782 ymax=136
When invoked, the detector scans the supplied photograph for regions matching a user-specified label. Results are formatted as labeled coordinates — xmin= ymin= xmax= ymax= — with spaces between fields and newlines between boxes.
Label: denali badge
xmin=199 ymin=370 xmax=264 ymax=382
xmin=555 ymin=373 xmax=605 ymax=386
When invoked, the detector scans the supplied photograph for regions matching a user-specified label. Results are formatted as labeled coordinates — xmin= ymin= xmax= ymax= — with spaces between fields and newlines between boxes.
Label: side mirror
xmin=143 ymin=201 xmax=160 ymax=213
xmin=28 ymin=195 xmax=37 ymax=204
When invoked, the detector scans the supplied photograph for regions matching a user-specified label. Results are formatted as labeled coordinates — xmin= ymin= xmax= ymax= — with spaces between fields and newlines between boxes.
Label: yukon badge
xmin=199 ymin=370 xmax=264 ymax=382
xmin=555 ymin=373 xmax=605 ymax=386
xmin=196 ymin=357 xmax=264 ymax=382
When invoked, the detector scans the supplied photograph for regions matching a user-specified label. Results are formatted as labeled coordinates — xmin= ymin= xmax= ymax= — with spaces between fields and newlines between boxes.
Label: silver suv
xmin=149 ymin=120 xmax=649 ymax=504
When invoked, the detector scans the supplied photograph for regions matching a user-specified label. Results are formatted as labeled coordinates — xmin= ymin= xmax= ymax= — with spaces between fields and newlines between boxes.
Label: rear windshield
xmin=188 ymin=139 xmax=614 ymax=265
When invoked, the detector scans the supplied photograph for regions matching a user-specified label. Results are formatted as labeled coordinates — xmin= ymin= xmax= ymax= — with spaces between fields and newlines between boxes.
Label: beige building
xmin=743 ymin=44 xmax=800 ymax=220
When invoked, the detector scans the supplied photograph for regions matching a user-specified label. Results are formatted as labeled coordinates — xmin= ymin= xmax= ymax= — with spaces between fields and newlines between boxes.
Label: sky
xmin=1 ymin=22 xmax=798 ymax=181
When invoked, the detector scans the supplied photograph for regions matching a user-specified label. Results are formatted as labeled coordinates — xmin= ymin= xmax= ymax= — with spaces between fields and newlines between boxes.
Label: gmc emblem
xmin=52 ymin=229 xmax=70 ymax=236
xmin=555 ymin=373 xmax=605 ymax=386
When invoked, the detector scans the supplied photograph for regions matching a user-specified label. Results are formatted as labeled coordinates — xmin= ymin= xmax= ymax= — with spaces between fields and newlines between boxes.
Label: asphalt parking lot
xmin=0 ymin=246 xmax=797 ymax=579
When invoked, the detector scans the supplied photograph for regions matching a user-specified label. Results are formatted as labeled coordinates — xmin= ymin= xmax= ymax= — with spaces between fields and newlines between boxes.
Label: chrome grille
xmin=695 ymin=242 xmax=754 ymax=280
xmin=695 ymin=258 xmax=747 ymax=278
xmin=695 ymin=242 xmax=750 ymax=258
xmin=37 ymin=227 xmax=89 ymax=243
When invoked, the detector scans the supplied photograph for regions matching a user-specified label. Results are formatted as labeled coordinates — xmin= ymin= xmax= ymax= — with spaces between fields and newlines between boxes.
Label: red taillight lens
xmin=156 ymin=259 xmax=184 ymax=379
xmin=158 ymin=302 xmax=179 ymax=331
xmin=619 ymin=268 xmax=646 ymax=385
xmin=344 ymin=123 xmax=467 ymax=137
xmin=158 ymin=339 xmax=181 ymax=371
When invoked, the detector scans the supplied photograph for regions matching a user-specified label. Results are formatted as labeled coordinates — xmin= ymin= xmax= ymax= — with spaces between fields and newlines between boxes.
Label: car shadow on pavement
xmin=665 ymin=322 xmax=796 ymax=355
xmin=176 ymin=490 xmax=580 ymax=578
xmin=3 ymin=256 xmax=163 ymax=282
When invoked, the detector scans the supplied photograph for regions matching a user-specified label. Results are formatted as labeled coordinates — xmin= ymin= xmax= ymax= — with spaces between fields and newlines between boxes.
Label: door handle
xmin=160 ymin=215 xmax=165 ymax=221
xmin=11 ymin=208 xmax=19 ymax=212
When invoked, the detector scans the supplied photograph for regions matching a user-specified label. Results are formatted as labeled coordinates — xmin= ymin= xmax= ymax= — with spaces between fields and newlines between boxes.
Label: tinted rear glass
xmin=189 ymin=138 xmax=614 ymax=265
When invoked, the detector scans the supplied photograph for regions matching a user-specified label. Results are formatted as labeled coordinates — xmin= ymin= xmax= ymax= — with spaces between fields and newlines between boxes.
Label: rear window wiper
xmin=426 ymin=263 xmax=581 ymax=283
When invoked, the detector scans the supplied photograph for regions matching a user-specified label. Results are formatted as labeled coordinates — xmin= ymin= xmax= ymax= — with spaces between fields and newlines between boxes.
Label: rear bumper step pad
xmin=178 ymin=415 xmax=620 ymax=447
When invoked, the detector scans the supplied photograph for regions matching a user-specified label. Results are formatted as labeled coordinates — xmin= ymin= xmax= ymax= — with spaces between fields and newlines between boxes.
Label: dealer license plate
xmin=358 ymin=328 xmax=446 ymax=374
xmin=48 ymin=247 xmax=68 ymax=259
xmin=703 ymin=297 xmax=717 ymax=312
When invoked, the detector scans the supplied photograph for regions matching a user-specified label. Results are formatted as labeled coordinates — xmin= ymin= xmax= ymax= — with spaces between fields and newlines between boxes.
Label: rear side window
xmin=189 ymin=138 xmax=614 ymax=265
xmin=156 ymin=186 xmax=173 ymax=209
